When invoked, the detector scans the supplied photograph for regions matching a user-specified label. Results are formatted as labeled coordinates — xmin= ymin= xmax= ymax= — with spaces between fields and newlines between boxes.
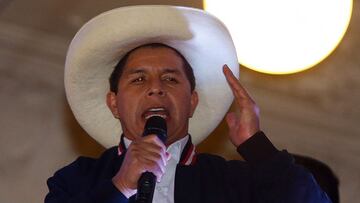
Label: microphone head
xmin=143 ymin=116 xmax=167 ymax=143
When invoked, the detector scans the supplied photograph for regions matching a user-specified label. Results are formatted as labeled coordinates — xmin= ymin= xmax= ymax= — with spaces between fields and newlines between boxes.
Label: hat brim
xmin=65 ymin=5 xmax=239 ymax=147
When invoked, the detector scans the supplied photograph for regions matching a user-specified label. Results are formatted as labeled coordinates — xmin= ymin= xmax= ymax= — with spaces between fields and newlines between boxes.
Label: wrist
xmin=237 ymin=131 xmax=279 ymax=164
xmin=112 ymin=175 xmax=137 ymax=198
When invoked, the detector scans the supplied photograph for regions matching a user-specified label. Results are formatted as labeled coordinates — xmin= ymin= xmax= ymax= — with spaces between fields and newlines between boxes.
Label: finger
xmin=140 ymin=155 xmax=166 ymax=175
xmin=150 ymin=163 xmax=164 ymax=183
xmin=223 ymin=64 xmax=249 ymax=99
xmin=134 ymin=136 xmax=166 ymax=156
xmin=132 ymin=141 xmax=163 ymax=155
xmin=133 ymin=145 xmax=167 ymax=169
xmin=142 ymin=136 xmax=168 ymax=166
xmin=140 ymin=158 xmax=165 ymax=182
xmin=166 ymin=152 xmax=171 ymax=162
xmin=142 ymin=135 xmax=166 ymax=152
xmin=130 ymin=142 xmax=167 ymax=171
xmin=146 ymin=150 xmax=167 ymax=170
xmin=222 ymin=65 xmax=252 ymax=100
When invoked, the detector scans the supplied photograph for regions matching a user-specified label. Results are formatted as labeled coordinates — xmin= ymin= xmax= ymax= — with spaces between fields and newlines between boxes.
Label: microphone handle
xmin=136 ymin=116 xmax=167 ymax=203
xmin=136 ymin=172 xmax=156 ymax=203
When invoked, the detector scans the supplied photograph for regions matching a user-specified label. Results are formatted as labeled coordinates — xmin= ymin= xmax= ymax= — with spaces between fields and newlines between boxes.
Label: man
xmin=46 ymin=5 xmax=331 ymax=203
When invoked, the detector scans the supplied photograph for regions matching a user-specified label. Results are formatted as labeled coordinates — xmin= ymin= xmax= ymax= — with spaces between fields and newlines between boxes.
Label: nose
xmin=147 ymin=80 xmax=166 ymax=97
xmin=148 ymin=88 xmax=165 ymax=96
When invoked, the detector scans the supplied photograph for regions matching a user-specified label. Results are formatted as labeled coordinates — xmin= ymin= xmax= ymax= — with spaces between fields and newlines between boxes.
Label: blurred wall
xmin=0 ymin=0 xmax=359 ymax=202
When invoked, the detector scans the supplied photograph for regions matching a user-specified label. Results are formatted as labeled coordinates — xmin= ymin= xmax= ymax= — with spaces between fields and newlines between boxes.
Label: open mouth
xmin=142 ymin=107 xmax=169 ymax=120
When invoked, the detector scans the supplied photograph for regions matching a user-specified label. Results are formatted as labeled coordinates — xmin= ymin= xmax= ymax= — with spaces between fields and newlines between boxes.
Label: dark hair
xmin=109 ymin=43 xmax=196 ymax=93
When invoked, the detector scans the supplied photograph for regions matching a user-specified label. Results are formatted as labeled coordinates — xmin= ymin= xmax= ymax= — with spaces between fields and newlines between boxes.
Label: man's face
xmin=107 ymin=46 xmax=198 ymax=145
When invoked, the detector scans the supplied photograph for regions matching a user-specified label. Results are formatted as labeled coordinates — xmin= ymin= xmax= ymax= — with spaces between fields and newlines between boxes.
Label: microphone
xmin=135 ymin=116 xmax=167 ymax=203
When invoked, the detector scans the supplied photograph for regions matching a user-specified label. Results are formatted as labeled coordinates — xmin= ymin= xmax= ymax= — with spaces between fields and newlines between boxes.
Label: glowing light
xmin=204 ymin=0 xmax=353 ymax=74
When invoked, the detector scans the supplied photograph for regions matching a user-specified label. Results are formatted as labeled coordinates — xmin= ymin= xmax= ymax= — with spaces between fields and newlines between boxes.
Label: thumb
xmin=225 ymin=112 xmax=237 ymax=129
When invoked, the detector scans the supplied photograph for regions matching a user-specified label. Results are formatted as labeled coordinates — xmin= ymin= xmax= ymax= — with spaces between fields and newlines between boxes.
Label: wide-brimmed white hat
xmin=65 ymin=5 xmax=239 ymax=148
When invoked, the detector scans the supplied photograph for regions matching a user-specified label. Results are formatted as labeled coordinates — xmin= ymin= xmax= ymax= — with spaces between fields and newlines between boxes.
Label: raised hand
xmin=222 ymin=64 xmax=260 ymax=147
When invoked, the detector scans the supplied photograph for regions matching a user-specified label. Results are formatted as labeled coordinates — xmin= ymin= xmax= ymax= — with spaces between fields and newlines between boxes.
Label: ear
xmin=189 ymin=90 xmax=199 ymax=117
xmin=106 ymin=91 xmax=120 ymax=119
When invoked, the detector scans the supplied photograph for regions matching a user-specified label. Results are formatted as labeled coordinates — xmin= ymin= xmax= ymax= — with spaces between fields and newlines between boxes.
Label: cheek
xmin=174 ymin=92 xmax=193 ymax=116
xmin=115 ymin=92 xmax=137 ymax=116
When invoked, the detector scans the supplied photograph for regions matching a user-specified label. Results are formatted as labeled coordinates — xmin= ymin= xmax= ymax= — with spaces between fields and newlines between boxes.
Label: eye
xmin=131 ymin=76 xmax=145 ymax=84
xmin=163 ymin=76 xmax=178 ymax=83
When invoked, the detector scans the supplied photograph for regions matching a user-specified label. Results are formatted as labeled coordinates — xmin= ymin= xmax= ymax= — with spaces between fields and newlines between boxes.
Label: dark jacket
xmin=45 ymin=132 xmax=331 ymax=203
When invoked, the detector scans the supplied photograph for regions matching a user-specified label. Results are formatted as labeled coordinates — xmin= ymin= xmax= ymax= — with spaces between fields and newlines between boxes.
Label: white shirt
xmin=122 ymin=135 xmax=190 ymax=203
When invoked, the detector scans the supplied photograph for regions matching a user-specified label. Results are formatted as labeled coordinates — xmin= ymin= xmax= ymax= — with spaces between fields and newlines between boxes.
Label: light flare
xmin=204 ymin=0 xmax=353 ymax=74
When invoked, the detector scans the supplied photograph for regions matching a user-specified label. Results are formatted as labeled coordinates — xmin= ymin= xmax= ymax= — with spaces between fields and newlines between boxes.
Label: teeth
xmin=144 ymin=107 xmax=168 ymax=120
xmin=148 ymin=107 xmax=165 ymax=112
xmin=145 ymin=114 xmax=167 ymax=120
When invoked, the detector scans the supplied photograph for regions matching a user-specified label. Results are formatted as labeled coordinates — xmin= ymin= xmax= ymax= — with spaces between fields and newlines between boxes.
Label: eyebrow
xmin=162 ymin=68 xmax=181 ymax=74
xmin=126 ymin=68 xmax=146 ymax=75
xmin=125 ymin=68 xmax=181 ymax=75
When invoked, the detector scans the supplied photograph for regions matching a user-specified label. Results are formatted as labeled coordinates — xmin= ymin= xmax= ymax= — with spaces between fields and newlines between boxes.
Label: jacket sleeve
xmin=237 ymin=131 xmax=332 ymax=203
xmin=44 ymin=157 xmax=129 ymax=203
